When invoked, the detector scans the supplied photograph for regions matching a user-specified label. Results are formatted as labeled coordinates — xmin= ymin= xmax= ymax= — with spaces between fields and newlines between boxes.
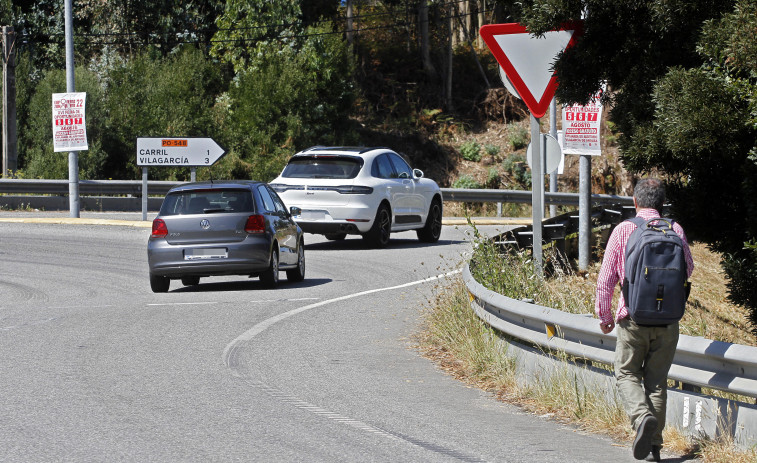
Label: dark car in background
xmin=147 ymin=181 xmax=305 ymax=292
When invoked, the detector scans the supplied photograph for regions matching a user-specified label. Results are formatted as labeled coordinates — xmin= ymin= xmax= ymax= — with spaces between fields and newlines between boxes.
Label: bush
xmin=223 ymin=28 xmax=357 ymax=181
xmin=507 ymin=123 xmax=529 ymax=151
xmin=104 ymin=46 xmax=225 ymax=181
xmin=502 ymin=154 xmax=531 ymax=188
xmin=485 ymin=144 xmax=501 ymax=157
xmin=20 ymin=67 xmax=109 ymax=179
xmin=452 ymin=174 xmax=482 ymax=189
xmin=460 ymin=141 xmax=482 ymax=162
xmin=486 ymin=167 xmax=500 ymax=188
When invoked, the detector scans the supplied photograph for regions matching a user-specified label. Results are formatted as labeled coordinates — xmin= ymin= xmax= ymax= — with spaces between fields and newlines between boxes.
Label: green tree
xmin=104 ymin=46 xmax=225 ymax=180
xmin=20 ymin=67 xmax=108 ymax=179
xmin=520 ymin=0 xmax=757 ymax=329
xmin=218 ymin=27 xmax=356 ymax=181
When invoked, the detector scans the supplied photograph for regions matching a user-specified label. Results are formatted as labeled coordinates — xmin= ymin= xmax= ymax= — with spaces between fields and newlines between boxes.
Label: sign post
xmin=561 ymin=91 xmax=603 ymax=270
xmin=480 ymin=22 xmax=582 ymax=276
xmin=136 ymin=137 xmax=226 ymax=221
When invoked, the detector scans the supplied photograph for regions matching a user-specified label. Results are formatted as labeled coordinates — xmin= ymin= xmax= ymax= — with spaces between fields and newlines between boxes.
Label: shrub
xmin=452 ymin=174 xmax=482 ymax=189
xmin=486 ymin=167 xmax=500 ymax=188
xmin=502 ymin=154 xmax=531 ymax=188
xmin=507 ymin=123 xmax=529 ymax=151
xmin=460 ymin=140 xmax=482 ymax=162
xmin=485 ymin=144 xmax=501 ymax=157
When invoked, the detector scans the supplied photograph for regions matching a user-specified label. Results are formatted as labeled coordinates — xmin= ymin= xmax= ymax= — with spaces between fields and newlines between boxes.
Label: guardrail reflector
xmin=545 ymin=323 xmax=558 ymax=339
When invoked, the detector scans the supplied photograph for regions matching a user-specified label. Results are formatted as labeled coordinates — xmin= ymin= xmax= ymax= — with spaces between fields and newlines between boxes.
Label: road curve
xmin=0 ymin=217 xmax=639 ymax=462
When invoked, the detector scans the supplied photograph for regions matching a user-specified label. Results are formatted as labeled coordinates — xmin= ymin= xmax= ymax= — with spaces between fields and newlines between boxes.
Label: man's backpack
xmin=622 ymin=217 xmax=691 ymax=325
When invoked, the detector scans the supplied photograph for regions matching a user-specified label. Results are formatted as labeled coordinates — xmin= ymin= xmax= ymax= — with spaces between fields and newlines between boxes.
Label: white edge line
xmin=222 ymin=270 xmax=461 ymax=368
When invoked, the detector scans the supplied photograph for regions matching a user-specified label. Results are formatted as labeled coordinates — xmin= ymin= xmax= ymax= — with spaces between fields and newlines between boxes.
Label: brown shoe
xmin=633 ymin=415 xmax=658 ymax=460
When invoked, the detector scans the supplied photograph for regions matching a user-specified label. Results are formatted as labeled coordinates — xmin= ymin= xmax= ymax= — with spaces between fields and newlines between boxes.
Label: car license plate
xmin=301 ymin=210 xmax=326 ymax=221
xmin=185 ymin=248 xmax=228 ymax=260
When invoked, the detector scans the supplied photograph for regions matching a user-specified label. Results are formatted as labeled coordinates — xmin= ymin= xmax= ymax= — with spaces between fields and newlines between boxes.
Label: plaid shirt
xmin=595 ymin=208 xmax=694 ymax=325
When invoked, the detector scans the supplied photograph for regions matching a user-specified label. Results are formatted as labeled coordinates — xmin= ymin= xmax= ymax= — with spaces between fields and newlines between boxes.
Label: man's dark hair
xmin=634 ymin=178 xmax=665 ymax=211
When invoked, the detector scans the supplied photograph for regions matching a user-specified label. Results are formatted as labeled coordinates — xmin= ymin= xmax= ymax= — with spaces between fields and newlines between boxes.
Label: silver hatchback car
xmin=147 ymin=181 xmax=305 ymax=293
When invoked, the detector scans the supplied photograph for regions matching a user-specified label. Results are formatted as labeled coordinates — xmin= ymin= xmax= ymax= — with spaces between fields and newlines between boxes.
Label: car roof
xmin=167 ymin=180 xmax=265 ymax=193
xmin=292 ymin=146 xmax=395 ymax=158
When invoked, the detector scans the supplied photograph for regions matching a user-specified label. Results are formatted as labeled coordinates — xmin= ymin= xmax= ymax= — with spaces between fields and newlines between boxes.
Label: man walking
xmin=595 ymin=178 xmax=694 ymax=461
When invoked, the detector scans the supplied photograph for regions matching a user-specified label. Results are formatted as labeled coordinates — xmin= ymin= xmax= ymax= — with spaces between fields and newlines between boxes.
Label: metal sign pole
xmin=530 ymin=114 xmax=543 ymax=277
xmin=578 ymin=154 xmax=591 ymax=271
xmin=64 ymin=0 xmax=79 ymax=218
xmin=191 ymin=167 xmax=196 ymax=182
xmin=549 ymin=98 xmax=558 ymax=218
xmin=142 ymin=167 xmax=148 ymax=221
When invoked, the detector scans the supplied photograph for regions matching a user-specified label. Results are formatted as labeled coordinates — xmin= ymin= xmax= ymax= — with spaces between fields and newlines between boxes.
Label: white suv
xmin=270 ymin=146 xmax=443 ymax=247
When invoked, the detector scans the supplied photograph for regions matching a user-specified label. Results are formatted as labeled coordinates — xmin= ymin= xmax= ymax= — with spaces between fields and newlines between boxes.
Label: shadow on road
xmin=304 ymin=236 xmax=464 ymax=252
xmin=171 ymin=277 xmax=332 ymax=293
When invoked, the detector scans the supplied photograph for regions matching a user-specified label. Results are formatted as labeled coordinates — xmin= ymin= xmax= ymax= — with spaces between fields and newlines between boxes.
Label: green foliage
xmin=460 ymin=140 xmax=482 ymax=162
xmin=222 ymin=28 xmax=356 ymax=181
xmin=502 ymin=154 xmax=531 ymax=188
xmin=521 ymin=0 xmax=757 ymax=324
xmin=486 ymin=167 xmax=500 ymax=189
xmin=20 ymin=67 xmax=108 ymax=179
xmin=507 ymin=123 xmax=529 ymax=151
xmin=104 ymin=46 xmax=225 ymax=180
xmin=485 ymin=144 xmax=501 ymax=157
xmin=211 ymin=0 xmax=304 ymax=73
xmin=452 ymin=174 xmax=482 ymax=189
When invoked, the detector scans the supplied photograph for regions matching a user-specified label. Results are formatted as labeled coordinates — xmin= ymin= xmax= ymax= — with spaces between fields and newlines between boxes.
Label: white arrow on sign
xmin=136 ymin=137 xmax=226 ymax=167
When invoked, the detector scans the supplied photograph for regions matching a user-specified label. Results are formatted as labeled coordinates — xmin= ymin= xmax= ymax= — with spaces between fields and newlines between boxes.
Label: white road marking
xmin=221 ymin=267 xmax=489 ymax=463
xmin=222 ymin=269 xmax=461 ymax=368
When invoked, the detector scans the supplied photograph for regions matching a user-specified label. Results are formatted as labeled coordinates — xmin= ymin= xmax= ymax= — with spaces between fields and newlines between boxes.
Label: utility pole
xmin=65 ymin=0 xmax=80 ymax=217
xmin=2 ymin=26 xmax=17 ymax=178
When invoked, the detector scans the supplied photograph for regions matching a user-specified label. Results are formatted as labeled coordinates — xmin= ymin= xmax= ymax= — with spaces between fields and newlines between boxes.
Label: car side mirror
xmin=413 ymin=168 xmax=424 ymax=179
xmin=290 ymin=206 xmax=302 ymax=217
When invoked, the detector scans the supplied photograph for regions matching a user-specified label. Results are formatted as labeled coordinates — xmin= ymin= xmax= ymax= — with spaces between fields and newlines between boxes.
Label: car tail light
xmin=335 ymin=185 xmax=373 ymax=194
xmin=151 ymin=219 xmax=168 ymax=238
xmin=270 ymin=183 xmax=304 ymax=193
xmin=245 ymin=215 xmax=266 ymax=234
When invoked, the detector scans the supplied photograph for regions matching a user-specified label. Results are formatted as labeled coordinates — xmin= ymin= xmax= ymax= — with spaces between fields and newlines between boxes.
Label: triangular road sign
xmin=480 ymin=22 xmax=582 ymax=118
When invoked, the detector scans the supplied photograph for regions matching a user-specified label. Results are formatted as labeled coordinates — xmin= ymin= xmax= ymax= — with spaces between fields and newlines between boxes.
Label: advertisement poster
xmin=561 ymin=92 xmax=602 ymax=155
xmin=52 ymin=92 xmax=88 ymax=152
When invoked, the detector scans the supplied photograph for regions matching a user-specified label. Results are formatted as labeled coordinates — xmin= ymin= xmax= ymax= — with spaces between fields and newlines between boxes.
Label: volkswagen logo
xmin=200 ymin=219 xmax=210 ymax=229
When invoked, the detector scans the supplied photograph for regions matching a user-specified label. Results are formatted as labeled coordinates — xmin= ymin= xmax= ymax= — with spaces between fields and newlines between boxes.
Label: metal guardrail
xmin=0 ymin=179 xmax=634 ymax=209
xmin=463 ymin=265 xmax=757 ymax=399
xmin=0 ymin=179 xmax=181 ymax=196
xmin=441 ymin=188 xmax=634 ymax=207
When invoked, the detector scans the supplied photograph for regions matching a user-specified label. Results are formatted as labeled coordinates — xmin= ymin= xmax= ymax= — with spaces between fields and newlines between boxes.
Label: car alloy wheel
xmin=364 ymin=204 xmax=391 ymax=248
xmin=417 ymin=199 xmax=442 ymax=243
xmin=260 ymin=248 xmax=279 ymax=288
xmin=286 ymin=241 xmax=306 ymax=282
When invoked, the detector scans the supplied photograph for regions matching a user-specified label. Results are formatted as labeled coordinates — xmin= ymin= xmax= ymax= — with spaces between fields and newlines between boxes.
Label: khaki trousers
xmin=615 ymin=318 xmax=679 ymax=446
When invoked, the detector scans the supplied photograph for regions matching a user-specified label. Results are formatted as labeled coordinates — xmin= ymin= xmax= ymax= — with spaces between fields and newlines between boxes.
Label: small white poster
xmin=561 ymin=92 xmax=602 ymax=156
xmin=52 ymin=92 xmax=88 ymax=152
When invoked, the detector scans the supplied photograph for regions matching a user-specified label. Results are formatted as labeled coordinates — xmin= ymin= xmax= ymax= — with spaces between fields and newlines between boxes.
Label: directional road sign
xmin=136 ymin=137 xmax=226 ymax=167
xmin=480 ymin=22 xmax=582 ymax=118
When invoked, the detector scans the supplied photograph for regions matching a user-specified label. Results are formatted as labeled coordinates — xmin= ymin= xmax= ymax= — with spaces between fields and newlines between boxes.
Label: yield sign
xmin=480 ymin=22 xmax=582 ymax=118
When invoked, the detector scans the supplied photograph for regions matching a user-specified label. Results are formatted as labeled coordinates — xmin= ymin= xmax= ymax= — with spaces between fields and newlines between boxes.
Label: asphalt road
xmin=0 ymin=214 xmax=640 ymax=462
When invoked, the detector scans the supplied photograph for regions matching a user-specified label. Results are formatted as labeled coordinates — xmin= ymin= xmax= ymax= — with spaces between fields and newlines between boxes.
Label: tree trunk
xmin=346 ymin=0 xmax=354 ymax=45
xmin=419 ymin=0 xmax=435 ymax=77
xmin=446 ymin=3 xmax=453 ymax=110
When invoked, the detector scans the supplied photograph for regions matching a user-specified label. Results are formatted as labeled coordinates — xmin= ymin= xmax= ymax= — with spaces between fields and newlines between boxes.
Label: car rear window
xmin=280 ymin=156 xmax=363 ymax=179
xmin=159 ymin=189 xmax=255 ymax=216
